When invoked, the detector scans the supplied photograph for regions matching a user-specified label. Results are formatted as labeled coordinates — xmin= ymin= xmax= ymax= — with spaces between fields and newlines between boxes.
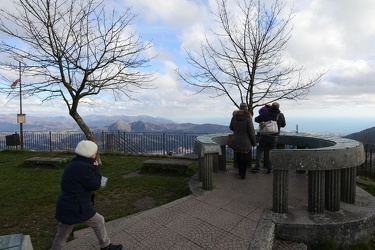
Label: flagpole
xmin=18 ymin=61 xmax=24 ymax=149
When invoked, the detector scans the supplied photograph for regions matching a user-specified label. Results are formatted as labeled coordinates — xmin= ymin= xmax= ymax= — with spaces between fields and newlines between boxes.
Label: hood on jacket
xmin=232 ymin=110 xmax=251 ymax=121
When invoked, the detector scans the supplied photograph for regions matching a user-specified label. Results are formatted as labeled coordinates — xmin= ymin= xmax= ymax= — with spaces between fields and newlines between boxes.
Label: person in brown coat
xmin=229 ymin=103 xmax=257 ymax=179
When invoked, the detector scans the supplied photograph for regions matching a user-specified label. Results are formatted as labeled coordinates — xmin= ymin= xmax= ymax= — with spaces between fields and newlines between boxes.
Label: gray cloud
xmin=1 ymin=0 xmax=375 ymax=131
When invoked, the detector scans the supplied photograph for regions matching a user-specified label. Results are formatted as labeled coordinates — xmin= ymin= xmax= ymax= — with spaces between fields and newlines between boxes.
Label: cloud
xmin=1 ymin=0 xmax=375 ymax=134
xmin=124 ymin=0 xmax=208 ymax=29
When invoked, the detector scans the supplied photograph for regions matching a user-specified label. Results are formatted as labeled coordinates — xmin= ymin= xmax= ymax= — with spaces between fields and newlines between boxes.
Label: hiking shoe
xmin=251 ymin=168 xmax=259 ymax=173
xmin=266 ymin=170 xmax=273 ymax=175
xmin=101 ymin=243 xmax=123 ymax=250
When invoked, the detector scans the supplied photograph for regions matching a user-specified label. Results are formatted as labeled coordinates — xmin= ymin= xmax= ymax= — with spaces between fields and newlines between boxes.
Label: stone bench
xmin=25 ymin=157 xmax=69 ymax=168
xmin=0 ymin=234 xmax=33 ymax=250
xmin=194 ymin=132 xmax=365 ymax=214
xmin=142 ymin=159 xmax=192 ymax=174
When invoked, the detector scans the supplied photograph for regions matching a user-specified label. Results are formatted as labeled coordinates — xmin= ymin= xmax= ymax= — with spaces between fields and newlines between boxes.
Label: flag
xmin=11 ymin=78 xmax=20 ymax=89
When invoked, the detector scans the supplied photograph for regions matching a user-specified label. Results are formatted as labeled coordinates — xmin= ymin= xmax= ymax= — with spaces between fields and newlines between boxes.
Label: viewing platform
xmin=5 ymin=131 xmax=372 ymax=249
xmin=193 ymin=132 xmax=373 ymax=247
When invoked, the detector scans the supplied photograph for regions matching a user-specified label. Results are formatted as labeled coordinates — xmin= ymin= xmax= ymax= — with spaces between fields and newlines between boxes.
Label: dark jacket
xmin=229 ymin=110 xmax=257 ymax=152
xmin=254 ymin=107 xmax=286 ymax=135
xmin=55 ymin=155 xmax=102 ymax=224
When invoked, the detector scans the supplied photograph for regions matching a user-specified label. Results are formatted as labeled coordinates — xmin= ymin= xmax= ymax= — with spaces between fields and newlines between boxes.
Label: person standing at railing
xmin=253 ymin=102 xmax=286 ymax=174
xmin=229 ymin=103 xmax=257 ymax=179
xmin=51 ymin=140 xmax=122 ymax=250
xmin=252 ymin=104 xmax=270 ymax=173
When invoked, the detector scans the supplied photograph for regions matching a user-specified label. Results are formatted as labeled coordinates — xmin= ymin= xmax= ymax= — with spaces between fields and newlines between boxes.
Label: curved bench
xmin=194 ymin=132 xmax=365 ymax=214
xmin=271 ymin=132 xmax=365 ymax=213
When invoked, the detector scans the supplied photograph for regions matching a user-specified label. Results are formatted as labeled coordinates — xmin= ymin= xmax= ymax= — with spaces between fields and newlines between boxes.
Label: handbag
xmin=227 ymin=134 xmax=233 ymax=148
xmin=259 ymin=114 xmax=279 ymax=135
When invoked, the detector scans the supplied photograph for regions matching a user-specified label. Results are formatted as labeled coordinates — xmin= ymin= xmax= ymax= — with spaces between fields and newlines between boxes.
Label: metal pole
xmin=19 ymin=62 xmax=24 ymax=149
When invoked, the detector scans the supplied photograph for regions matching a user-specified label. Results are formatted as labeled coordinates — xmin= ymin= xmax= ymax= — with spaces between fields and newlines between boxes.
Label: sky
xmin=1 ymin=0 xmax=375 ymax=135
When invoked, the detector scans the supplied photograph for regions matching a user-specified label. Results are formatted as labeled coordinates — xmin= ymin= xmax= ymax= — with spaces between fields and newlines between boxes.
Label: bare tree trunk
xmin=0 ymin=0 xmax=154 ymax=150
xmin=70 ymin=111 xmax=102 ymax=163
xmin=70 ymin=111 xmax=95 ymax=141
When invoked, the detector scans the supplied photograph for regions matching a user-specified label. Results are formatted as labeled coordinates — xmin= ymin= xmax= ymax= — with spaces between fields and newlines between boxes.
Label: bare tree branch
xmin=0 ymin=0 xmax=155 ymax=142
xmin=176 ymin=0 xmax=326 ymax=115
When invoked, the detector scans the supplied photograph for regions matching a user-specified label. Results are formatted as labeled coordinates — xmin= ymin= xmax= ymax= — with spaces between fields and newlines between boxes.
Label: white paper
xmin=101 ymin=176 xmax=108 ymax=188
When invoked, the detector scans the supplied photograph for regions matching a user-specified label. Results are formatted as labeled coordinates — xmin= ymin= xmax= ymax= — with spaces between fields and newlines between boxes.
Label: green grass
xmin=0 ymin=150 xmax=198 ymax=250
xmin=2 ymin=150 xmax=375 ymax=250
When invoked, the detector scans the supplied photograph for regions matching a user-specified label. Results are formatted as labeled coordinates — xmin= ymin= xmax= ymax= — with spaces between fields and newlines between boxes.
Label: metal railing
xmin=1 ymin=131 xmax=374 ymax=181
xmin=0 ymin=131 xmax=235 ymax=158
xmin=357 ymin=144 xmax=375 ymax=181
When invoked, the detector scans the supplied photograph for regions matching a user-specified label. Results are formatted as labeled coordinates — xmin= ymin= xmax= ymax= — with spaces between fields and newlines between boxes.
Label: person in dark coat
xmin=253 ymin=102 xmax=286 ymax=174
xmin=51 ymin=140 xmax=122 ymax=250
xmin=254 ymin=104 xmax=271 ymax=171
xmin=229 ymin=103 xmax=257 ymax=179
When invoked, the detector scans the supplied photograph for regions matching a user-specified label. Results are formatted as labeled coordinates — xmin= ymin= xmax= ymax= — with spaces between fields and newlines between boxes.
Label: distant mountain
xmin=344 ymin=127 xmax=375 ymax=145
xmin=105 ymin=120 xmax=132 ymax=132
xmin=0 ymin=114 xmax=79 ymax=132
xmin=95 ymin=120 xmax=230 ymax=133
xmin=0 ymin=114 xmax=230 ymax=133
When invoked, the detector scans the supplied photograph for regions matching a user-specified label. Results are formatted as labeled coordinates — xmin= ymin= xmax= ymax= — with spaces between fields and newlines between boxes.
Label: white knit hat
xmin=75 ymin=140 xmax=98 ymax=158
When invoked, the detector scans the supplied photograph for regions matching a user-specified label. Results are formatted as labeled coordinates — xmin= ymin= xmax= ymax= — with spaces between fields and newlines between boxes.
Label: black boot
xmin=101 ymin=243 xmax=123 ymax=250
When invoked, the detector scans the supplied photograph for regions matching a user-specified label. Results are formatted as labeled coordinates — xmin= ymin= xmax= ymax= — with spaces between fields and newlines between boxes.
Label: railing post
xmin=101 ymin=130 xmax=105 ymax=152
xmin=117 ymin=130 xmax=120 ymax=151
xmin=106 ymin=132 xmax=113 ymax=152
xmin=49 ymin=131 xmax=52 ymax=153
xmin=163 ymin=133 xmax=165 ymax=156
xmin=123 ymin=132 xmax=126 ymax=153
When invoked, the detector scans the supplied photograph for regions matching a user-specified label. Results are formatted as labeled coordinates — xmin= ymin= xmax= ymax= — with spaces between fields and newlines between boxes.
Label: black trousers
xmin=257 ymin=135 xmax=278 ymax=172
xmin=236 ymin=152 xmax=249 ymax=178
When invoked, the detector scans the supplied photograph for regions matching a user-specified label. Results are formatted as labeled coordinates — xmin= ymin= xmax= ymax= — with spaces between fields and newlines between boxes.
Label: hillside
xmin=345 ymin=126 xmax=375 ymax=145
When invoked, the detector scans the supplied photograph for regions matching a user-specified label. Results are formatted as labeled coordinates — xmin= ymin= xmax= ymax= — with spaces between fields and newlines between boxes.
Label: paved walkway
xmin=63 ymin=166 xmax=309 ymax=249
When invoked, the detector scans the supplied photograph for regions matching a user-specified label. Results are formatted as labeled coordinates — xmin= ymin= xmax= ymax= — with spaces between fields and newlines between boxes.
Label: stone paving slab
xmin=62 ymin=166 xmax=375 ymax=250
xmin=63 ymin=166 xmax=310 ymax=249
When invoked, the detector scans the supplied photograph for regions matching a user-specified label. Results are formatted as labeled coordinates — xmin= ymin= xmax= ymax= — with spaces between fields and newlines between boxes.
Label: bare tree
xmin=176 ymin=0 xmax=325 ymax=115
xmin=0 ymin=0 xmax=154 ymax=142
